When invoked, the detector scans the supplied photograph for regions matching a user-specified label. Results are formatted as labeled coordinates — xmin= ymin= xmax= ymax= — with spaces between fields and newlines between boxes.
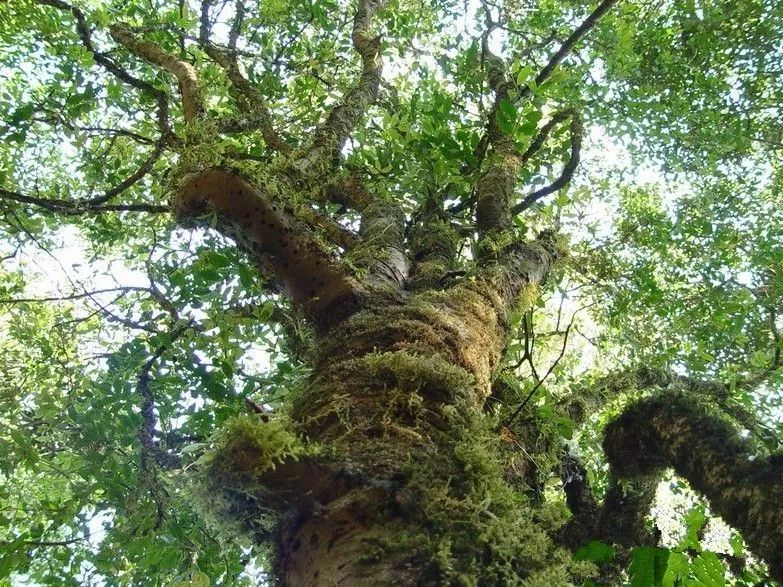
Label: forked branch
xmin=199 ymin=1 xmax=291 ymax=153
xmin=297 ymin=0 xmax=387 ymax=173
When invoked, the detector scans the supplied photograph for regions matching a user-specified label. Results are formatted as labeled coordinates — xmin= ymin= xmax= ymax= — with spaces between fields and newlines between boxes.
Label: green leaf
xmin=690 ymin=552 xmax=725 ymax=586
xmin=661 ymin=550 xmax=689 ymax=587
xmin=679 ymin=505 xmax=707 ymax=551
xmin=630 ymin=547 xmax=669 ymax=587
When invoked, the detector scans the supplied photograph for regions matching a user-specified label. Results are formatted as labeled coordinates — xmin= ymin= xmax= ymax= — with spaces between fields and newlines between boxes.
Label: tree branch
xmin=604 ymin=392 xmax=783 ymax=582
xmin=295 ymin=0 xmax=387 ymax=173
xmin=109 ymin=24 xmax=204 ymax=122
xmin=520 ymin=0 xmax=621 ymax=104
xmin=199 ymin=1 xmax=291 ymax=153
xmin=470 ymin=0 xmax=617 ymax=232
xmin=35 ymin=0 xmax=174 ymax=139
xmin=0 ymin=188 xmax=169 ymax=215
xmin=512 ymin=111 xmax=583 ymax=214
xmin=175 ymin=168 xmax=361 ymax=329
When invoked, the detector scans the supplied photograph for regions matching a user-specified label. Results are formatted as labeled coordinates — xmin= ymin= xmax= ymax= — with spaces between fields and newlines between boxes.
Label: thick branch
xmin=350 ymin=200 xmax=409 ymax=289
xmin=604 ymin=392 xmax=783 ymax=581
xmin=318 ymin=171 xmax=373 ymax=211
xmin=175 ymin=168 xmax=361 ymax=328
xmin=563 ymin=366 xmax=778 ymax=448
xmin=560 ymin=453 xmax=656 ymax=551
xmin=110 ymin=24 xmax=204 ymax=122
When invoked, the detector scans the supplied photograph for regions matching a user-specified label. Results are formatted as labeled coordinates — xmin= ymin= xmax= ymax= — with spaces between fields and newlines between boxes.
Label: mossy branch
xmin=175 ymin=168 xmax=361 ymax=329
xmin=473 ymin=0 xmax=617 ymax=237
xmin=349 ymin=200 xmax=409 ymax=289
xmin=604 ymin=392 xmax=783 ymax=582
xmin=191 ymin=414 xmax=354 ymax=543
xmin=294 ymin=0 xmax=387 ymax=174
xmin=207 ymin=49 xmax=291 ymax=153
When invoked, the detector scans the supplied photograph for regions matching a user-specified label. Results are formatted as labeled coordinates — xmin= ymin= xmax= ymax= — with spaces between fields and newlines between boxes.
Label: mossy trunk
xmin=276 ymin=287 xmax=583 ymax=585
xmin=180 ymin=166 xmax=583 ymax=583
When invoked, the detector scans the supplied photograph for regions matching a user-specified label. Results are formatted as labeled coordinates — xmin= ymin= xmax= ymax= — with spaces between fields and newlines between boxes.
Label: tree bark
xmin=191 ymin=236 xmax=587 ymax=585
xmin=604 ymin=392 xmax=783 ymax=582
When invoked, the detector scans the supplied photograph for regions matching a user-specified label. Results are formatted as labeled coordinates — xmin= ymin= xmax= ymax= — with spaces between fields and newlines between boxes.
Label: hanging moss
xmin=390 ymin=406 xmax=596 ymax=585
xmin=189 ymin=414 xmax=316 ymax=543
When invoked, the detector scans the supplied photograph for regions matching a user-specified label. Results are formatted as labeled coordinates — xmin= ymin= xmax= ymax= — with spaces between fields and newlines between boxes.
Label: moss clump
xmin=474 ymin=229 xmax=519 ymax=260
xmin=401 ymin=407 xmax=595 ymax=585
xmin=189 ymin=414 xmax=315 ymax=543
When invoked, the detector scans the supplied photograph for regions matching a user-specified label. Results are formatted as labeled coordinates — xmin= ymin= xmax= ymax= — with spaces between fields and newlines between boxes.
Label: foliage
xmin=0 ymin=0 xmax=781 ymax=584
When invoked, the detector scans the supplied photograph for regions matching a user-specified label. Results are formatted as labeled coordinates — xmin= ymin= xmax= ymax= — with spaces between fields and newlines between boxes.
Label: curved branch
xmin=296 ymin=0 xmax=387 ymax=173
xmin=604 ymin=392 xmax=783 ymax=582
xmin=82 ymin=137 xmax=167 ymax=206
xmin=110 ymin=24 xmax=204 ymax=122
xmin=468 ymin=0 xmax=617 ymax=228
xmin=175 ymin=168 xmax=361 ymax=329
xmin=559 ymin=452 xmax=657 ymax=552
xmin=512 ymin=112 xmax=583 ymax=214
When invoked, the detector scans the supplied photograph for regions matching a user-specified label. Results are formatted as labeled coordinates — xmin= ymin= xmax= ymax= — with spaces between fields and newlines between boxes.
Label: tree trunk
xmin=191 ymin=242 xmax=586 ymax=585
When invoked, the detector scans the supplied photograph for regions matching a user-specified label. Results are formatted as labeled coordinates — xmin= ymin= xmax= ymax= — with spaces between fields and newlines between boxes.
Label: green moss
xmin=189 ymin=414 xmax=315 ymax=543
xmin=474 ymin=229 xmax=519 ymax=260
xmin=397 ymin=407 xmax=594 ymax=585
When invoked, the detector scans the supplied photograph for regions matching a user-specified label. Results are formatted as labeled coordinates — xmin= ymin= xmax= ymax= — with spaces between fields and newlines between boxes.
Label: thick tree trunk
xmin=190 ymin=228 xmax=585 ymax=584
xmin=275 ymin=284 xmax=579 ymax=585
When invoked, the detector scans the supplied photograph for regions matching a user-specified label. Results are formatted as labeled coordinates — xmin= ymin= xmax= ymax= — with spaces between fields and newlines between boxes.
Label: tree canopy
xmin=0 ymin=0 xmax=781 ymax=585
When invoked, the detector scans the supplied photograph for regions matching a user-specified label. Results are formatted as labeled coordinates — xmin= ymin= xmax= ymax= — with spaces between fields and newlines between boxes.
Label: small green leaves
xmin=575 ymin=540 xmax=615 ymax=564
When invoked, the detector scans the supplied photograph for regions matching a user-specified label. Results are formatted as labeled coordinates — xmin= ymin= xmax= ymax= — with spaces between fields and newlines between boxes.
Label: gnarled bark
xmin=604 ymin=392 xmax=783 ymax=582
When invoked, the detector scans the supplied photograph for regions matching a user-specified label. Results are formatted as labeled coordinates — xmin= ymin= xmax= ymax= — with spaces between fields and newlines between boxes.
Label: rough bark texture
xmin=604 ymin=392 xmax=783 ymax=582
xmin=190 ymin=232 xmax=586 ymax=585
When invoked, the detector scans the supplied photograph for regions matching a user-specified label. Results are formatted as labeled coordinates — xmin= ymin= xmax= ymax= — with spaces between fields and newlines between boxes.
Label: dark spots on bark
xmin=310 ymin=532 xmax=319 ymax=546
xmin=292 ymin=538 xmax=301 ymax=552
